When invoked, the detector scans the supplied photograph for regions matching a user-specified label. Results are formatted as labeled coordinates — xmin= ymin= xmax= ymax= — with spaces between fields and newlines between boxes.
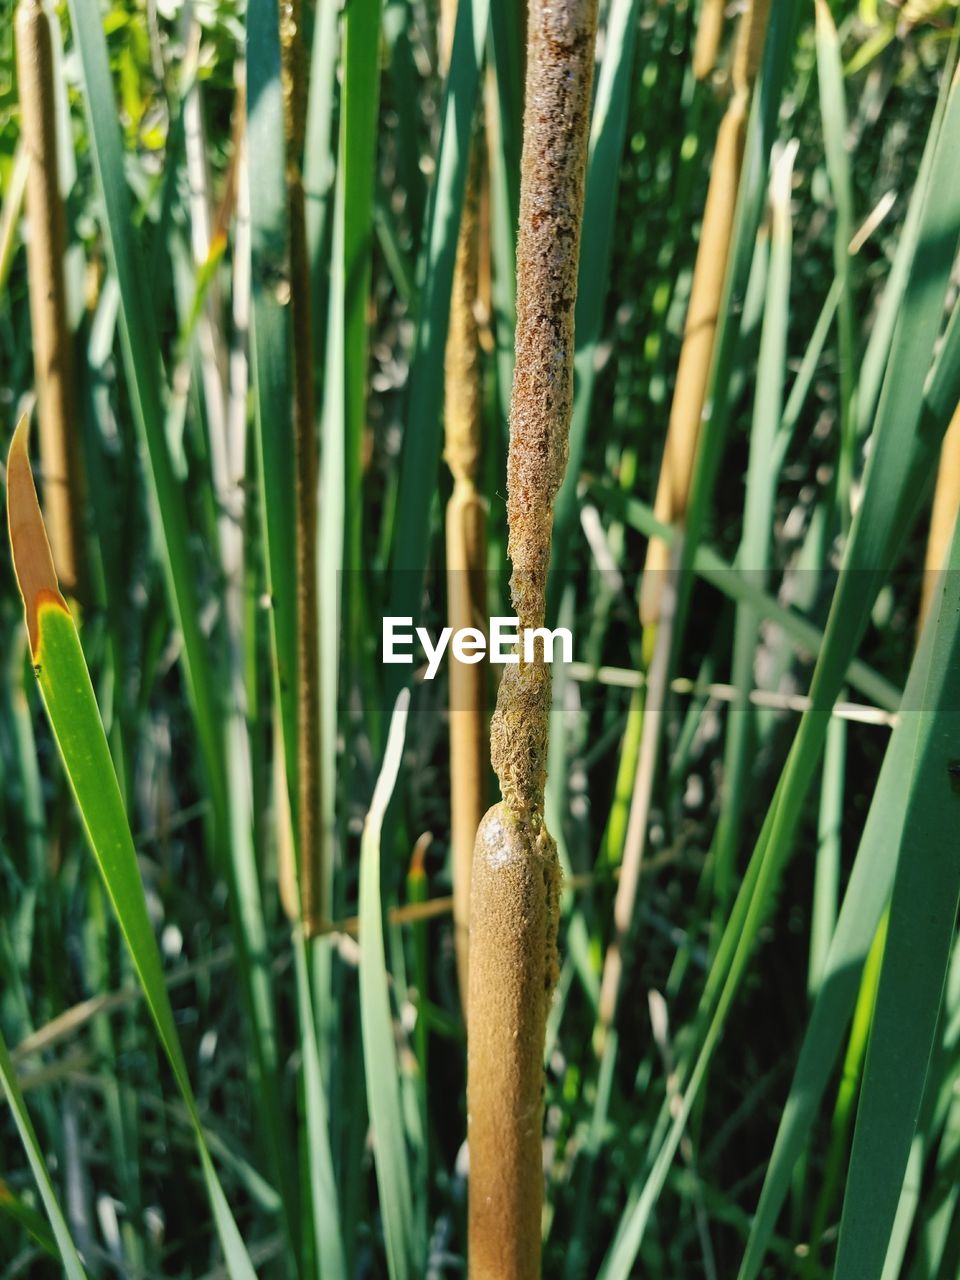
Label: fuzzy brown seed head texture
xmin=468 ymin=1 xmax=598 ymax=1277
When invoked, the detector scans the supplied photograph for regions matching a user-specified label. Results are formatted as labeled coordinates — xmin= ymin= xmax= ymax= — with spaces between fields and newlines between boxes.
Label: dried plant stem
xmin=640 ymin=0 xmax=769 ymax=633
xmin=467 ymin=0 xmax=597 ymax=1275
xmin=639 ymin=92 xmax=746 ymax=631
xmin=599 ymin=0 xmax=772 ymax=1046
xmin=920 ymin=401 xmax=960 ymax=631
xmin=280 ymin=0 xmax=322 ymax=932
xmin=693 ymin=0 xmax=726 ymax=82
xmin=15 ymin=0 xmax=85 ymax=600
xmin=442 ymin=0 xmax=487 ymax=1014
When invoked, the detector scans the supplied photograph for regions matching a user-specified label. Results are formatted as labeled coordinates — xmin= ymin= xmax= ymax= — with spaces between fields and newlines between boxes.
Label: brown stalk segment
xmin=640 ymin=0 xmax=770 ymax=631
xmin=732 ymin=0 xmax=772 ymax=96
xmin=920 ymin=402 xmax=960 ymax=631
xmin=467 ymin=0 xmax=597 ymax=1275
xmin=639 ymin=93 xmax=746 ymax=629
xmin=15 ymin=0 xmax=86 ymax=602
xmin=279 ymin=0 xmax=322 ymax=932
xmin=442 ymin=0 xmax=488 ymax=1011
xmin=693 ymin=0 xmax=726 ymax=82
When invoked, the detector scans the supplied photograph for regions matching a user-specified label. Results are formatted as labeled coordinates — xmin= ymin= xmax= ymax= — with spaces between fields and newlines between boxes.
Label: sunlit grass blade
xmin=0 ymin=1033 xmax=87 ymax=1278
xmin=359 ymin=688 xmax=416 ymax=1279
xmin=65 ymin=0 xmax=227 ymax=831
xmin=6 ymin=419 xmax=257 ymax=1280
xmin=833 ymin=550 xmax=960 ymax=1277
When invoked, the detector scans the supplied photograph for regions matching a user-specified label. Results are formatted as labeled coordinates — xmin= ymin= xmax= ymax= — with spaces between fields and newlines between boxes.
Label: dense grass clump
xmin=1 ymin=1 xmax=960 ymax=1278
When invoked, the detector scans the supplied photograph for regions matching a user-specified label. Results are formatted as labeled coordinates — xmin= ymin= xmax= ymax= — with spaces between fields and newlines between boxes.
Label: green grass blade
xmin=814 ymin=0 xmax=856 ymax=523
xmin=246 ymin=0 xmax=299 ymax=807
xmin=7 ymin=423 xmax=256 ymax=1279
xmin=386 ymin=0 xmax=489 ymax=619
xmin=833 ymin=558 xmax=960 ymax=1277
xmin=65 ymin=0 xmax=228 ymax=830
xmin=359 ymin=688 xmax=415 ymax=1280
xmin=0 ymin=1035 xmax=87 ymax=1278
xmin=713 ymin=142 xmax=795 ymax=910
xmin=293 ymin=937 xmax=347 ymax=1280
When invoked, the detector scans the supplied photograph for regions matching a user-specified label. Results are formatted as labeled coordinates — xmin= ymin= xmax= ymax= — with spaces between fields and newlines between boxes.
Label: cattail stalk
xmin=441 ymin=0 xmax=487 ymax=1013
xmin=279 ymin=0 xmax=322 ymax=932
xmin=467 ymin=1 xmax=598 ymax=1275
xmin=693 ymin=0 xmax=726 ymax=82
xmin=15 ymin=0 xmax=85 ymax=600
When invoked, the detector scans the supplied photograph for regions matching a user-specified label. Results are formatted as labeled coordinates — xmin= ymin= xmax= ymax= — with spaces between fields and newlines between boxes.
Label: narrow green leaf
xmin=359 ymin=689 xmax=415 ymax=1280
xmin=0 ymin=1036 xmax=87 ymax=1278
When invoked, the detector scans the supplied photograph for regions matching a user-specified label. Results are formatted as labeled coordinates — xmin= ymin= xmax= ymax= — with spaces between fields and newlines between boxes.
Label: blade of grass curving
xmin=6 ymin=420 xmax=257 ymax=1279
xmin=737 ymin=483 xmax=960 ymax=1278
xmin=359 ymin=688 xmax=415 ymax=1280
xmin=0 ymin=1034 xmax=87 ymax=1278
xmin=386 ymin=0 xmax=489 ymax=651
xmin=65 ymin=0 xmax=227 ymax=832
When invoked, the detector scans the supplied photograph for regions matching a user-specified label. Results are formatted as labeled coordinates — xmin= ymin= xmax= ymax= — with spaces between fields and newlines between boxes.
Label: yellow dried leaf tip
xmin=6 ymin=414 xmax=69 ymax=656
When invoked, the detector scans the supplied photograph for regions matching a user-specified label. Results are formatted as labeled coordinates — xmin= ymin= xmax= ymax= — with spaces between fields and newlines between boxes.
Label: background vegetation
xmin=1 ymin=0 xmax=960 ymax=1276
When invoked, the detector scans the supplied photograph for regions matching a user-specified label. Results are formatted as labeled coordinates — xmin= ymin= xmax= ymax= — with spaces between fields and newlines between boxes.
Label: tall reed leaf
xmin=65 ymin=0 xmax=227 ymax=828
xmin=833 ymin=551 xmax=960 ymax=1275
xmin=6 ymin=420 xmax=257 ymax=1280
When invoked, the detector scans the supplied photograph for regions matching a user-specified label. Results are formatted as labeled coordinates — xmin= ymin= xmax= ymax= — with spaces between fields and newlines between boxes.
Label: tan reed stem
xmin=693 ymin=0 xmax=726 ymax=82
xmin=640 ymin=0 xmax=770 ymax=632
xmin=441 ymin=0 xmax=488 ymax=1015
xmin=15 ymin=0 xmax=86 ymax=601
xmin=279 ymin=0 xmax=322 ymax=932
xmin=466 ymin=0 xmax=598 ymax=1274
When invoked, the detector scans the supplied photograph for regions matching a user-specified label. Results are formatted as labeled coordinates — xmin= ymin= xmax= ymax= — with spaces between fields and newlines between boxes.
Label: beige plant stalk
xmin=441 ymin=0 xmax=488 ymax=1014
xmin=639 ymin=0 xmax=770 ymax=633
xmin=279 ymin=0 xmax=322 ymax=932
xmin=920 ymin=402 xmax=960 ymax=630
xmin=693 ymin=0 xmax=726 ymax=82
xmin=15 ymin=0 xmax=85 ymax=601
xmin=466 ymin=0 xmax=598 ymax=1275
